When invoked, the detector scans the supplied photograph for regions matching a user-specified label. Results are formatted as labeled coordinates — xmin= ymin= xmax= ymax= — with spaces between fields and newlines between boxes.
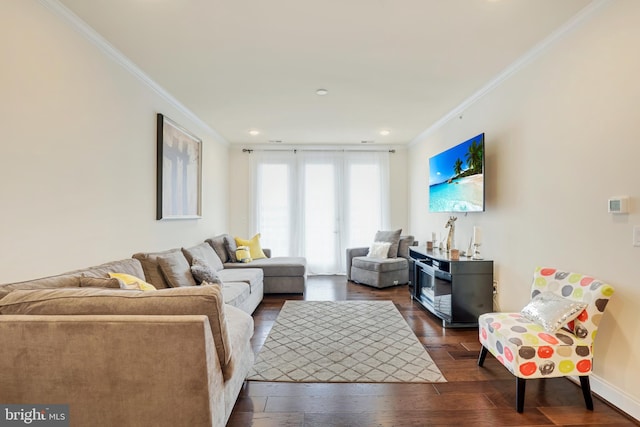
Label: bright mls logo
xmin=0 ymin=405 xmax=68 ymax=426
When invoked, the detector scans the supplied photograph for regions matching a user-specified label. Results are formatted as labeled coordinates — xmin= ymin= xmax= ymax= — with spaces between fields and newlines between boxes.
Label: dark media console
xmin=409 ymin=246 xmax=493 ymax=328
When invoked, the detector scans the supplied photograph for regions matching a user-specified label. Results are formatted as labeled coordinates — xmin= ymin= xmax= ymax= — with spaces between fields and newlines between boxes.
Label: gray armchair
xmin=346 ymin=235 xmax=417 ymax=288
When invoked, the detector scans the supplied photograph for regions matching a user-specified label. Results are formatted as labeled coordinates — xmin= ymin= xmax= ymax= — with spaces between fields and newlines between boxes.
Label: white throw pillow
xmin=367 ymin=241 xmax=391 ymax=259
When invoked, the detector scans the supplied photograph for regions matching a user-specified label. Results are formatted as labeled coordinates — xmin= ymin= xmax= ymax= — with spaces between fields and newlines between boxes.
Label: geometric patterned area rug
xmin=247 ymin=300 xmax=446 ymax=383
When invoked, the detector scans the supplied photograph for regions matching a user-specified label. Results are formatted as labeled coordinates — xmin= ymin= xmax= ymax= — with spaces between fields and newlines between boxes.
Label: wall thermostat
xmin=608 ymin=196 xmax=629 ymax=214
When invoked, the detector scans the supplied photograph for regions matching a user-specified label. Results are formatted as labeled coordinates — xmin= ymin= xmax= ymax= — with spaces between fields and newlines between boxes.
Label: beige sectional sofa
xmin=0 ymin=236 xmax=307 ymax=427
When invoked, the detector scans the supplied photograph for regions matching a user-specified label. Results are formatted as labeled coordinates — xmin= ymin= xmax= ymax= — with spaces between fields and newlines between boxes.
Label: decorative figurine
xmin=445 ymin=216 xmax=457 ymax=253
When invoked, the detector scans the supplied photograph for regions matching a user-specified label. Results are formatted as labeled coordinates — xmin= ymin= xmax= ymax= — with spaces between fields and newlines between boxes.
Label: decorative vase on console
xmin=472 ymin=226 xmax=483 ymax=260
xmin=465 ymin=236 xmax=473 ymax=258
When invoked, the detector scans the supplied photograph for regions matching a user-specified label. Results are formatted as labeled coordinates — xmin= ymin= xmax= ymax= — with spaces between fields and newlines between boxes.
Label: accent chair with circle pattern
xmin=477 ymin=267 xmax=614 ymax=413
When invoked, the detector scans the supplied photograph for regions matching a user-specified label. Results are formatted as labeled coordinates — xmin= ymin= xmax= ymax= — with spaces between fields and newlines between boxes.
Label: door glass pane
xmin=347 ymin=163 xmax=381 ymax=247
xmin=304 ymin=163 xmax=337 ymax=273
xmin=257 ymin=163 xmax=290 ymax=256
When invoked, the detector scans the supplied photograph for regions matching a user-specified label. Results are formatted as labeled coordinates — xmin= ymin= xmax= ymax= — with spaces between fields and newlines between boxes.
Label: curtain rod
xmin=242 ymin=148 xmax=395 ymax=154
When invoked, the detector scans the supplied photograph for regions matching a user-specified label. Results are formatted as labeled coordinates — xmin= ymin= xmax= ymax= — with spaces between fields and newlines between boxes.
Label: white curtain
xmin=250 ymin=150 xmax=390 ymax=275
xmin=249 ymin=150 xmax=298 ymax=258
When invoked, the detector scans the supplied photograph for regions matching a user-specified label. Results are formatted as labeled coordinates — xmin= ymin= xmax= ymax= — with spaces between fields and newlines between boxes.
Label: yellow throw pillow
xmin=108 ymin=272 xmax=157 ymax=291
xmin=235 ymin=246 xmax=252 ymax=263
xmin=234 ymin=233 xmax=266 ymax=260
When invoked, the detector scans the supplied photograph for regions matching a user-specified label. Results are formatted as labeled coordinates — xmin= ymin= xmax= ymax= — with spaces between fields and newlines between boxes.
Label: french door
xmin=251 ymin=150 xmax=389 ymax=275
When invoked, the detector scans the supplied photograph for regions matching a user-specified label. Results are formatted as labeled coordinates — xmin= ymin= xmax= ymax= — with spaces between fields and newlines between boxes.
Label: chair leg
xmin=579 ymin=376 xmax=594 ymax=410
xmin=477 ymin=346 xmax=488 ymax=367
xmin=516 ymin=377 xmax=526 ymax=413
xmin=477 ymin=346 xmax=527 ymax=413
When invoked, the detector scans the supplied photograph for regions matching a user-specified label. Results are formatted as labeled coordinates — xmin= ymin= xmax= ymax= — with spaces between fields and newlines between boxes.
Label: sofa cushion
xmin=182 ymin=242 xmax=224 ymax=272
xmin=217 ymin=268 xmax=263 ymax=293
xmin=132 ymin=249 xmax=183 ymax=289
xmin=157 ymin=252 xmax=197 ymax=288
xmin=205 ymin=235 xmax=230 ymax=264
xmin=223 ymin=303 xmax=256 ymax=416
xmin=79 ymin=276 xmax=121 ymax=289
xmin=68 ymin=258 xmax=146 ymax=280
xmin=352 ymin=256 xmax=408 ymax=273
xmin=0 ymin=286 xmax=235 ymax=380
xmin=0 ymin=259 xmax=146 ymax=300
xmin=221 ymin=282 xmax=251 ymax=308
xmin=222 ymin=257 xmax=306 ymax=277
xmin=0 ymin=275 xmax=80 ymax=300
xmin=374 ymin=229 xmax=402 ymax=258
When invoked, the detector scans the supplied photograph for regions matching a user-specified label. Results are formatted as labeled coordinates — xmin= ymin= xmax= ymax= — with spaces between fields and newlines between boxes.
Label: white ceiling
xmin=57 ymin=0 xmax=592 ymax=145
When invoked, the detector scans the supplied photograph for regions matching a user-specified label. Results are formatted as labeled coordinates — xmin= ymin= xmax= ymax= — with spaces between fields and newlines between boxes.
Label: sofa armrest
xmin=0 ymin=315 xmax=226 ymax=427
xmin=345 ymin=247 xmax=369 ymax=280
xmin=263 ymin=248 xmax=271 ymax=258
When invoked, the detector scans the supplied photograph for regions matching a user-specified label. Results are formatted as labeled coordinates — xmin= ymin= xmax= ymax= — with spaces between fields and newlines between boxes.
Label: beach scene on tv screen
xmin=429 ymin=134 xmax=484 ymax=212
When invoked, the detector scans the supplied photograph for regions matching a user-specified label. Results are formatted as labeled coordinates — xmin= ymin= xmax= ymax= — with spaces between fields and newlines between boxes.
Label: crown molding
xmin=409 ymin=0 xmax=612 ymax=146
xmin=38 ymin=0 xmax=229 ymax=146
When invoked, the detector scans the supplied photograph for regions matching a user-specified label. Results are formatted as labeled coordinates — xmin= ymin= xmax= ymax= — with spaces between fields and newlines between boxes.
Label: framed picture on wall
xmin=156 ymin=113 xmax=202 ymax=220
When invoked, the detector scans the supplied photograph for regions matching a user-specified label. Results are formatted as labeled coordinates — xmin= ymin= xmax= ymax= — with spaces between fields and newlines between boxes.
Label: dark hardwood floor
xmin=228 ymin=276 xmax=638 ymax=426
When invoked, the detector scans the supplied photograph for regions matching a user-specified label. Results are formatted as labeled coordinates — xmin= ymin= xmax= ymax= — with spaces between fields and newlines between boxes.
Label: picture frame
xmin=156 ymin=113 xmax=202 ymax=220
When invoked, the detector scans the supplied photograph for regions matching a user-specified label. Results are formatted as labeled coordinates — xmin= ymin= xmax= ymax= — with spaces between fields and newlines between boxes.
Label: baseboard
xmin=569 ymin=375 xmax=640 ymax=421
xmin=592 ymin=374 xmax=640 ymax=421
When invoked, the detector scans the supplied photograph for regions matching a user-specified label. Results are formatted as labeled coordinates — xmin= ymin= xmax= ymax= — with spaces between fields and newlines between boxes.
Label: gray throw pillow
xmin=191 ymin=258 xmax=224 ymax=286
xmin=206 ymin=235 xmax=229 ymax=263
xmin=397 ymin=235 xmax=415 ymax=258
xmin=374 ymin=229 xmax=402 ymax=258
xmin=224 ymin=236 xmax=238 ymax=263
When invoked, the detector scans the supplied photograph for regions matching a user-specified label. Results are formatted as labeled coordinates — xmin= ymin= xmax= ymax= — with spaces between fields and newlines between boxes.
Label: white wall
xmin=409 ymin=1 xmax=640 ymax=418
xmin=0 ymin=1 xmax=229 ymax=283
xmin=227 ymin=146 xmax=409 ymax=243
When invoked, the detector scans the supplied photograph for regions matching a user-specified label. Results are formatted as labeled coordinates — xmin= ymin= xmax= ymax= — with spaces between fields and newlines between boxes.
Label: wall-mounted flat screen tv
xmin=429 ymin=133 xmax=485 ymax=212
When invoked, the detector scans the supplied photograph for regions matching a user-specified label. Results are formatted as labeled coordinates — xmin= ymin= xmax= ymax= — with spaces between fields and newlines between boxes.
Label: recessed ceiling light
xmin=316 ymin=88 xmax=328 ymax=96
xmin=249 ymin=130 xmax=260 ymax=136
xmin=379 ymin=129 xmax=391 ymax=136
